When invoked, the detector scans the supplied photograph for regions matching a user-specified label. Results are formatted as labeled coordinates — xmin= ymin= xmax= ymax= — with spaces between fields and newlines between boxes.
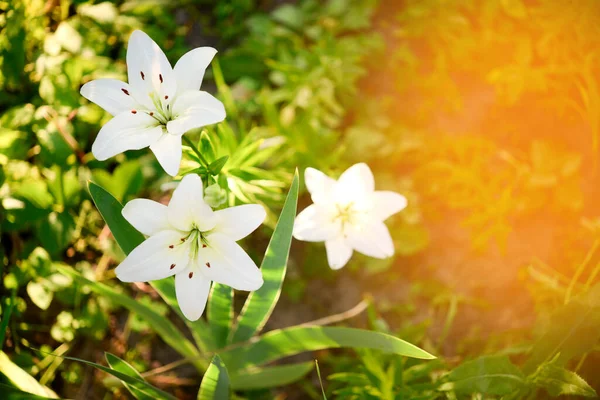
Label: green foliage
xmin=3 ymin=0 xmax=600 ymax=398
xmin=220 ymin=326 xmax=434 ymax=372
xmin=229 ymin=171 xmax=299 ymax=343
xmin=230 ymin=362 xmax=314 ymax=391
xmin=533 ymin=361 xmax=597 ymax=398
xmin=197 ymin=355 xmax=230 ymax=400
xmin=439 ymin=355 xmax=527 ymax=396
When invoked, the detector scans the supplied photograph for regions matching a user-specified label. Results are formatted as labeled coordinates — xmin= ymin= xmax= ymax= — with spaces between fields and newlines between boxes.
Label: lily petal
xmin=91 ymin=111 xmax=162 ymax=161
xmin=293 ymin=204 xmax=338 ymax=242
xmin=167 ymin=174 xmax=217 ymax=231
xmin=122 ymin=199 xmax=170 ymax=236
xmin=126 ymin=30 xmax=176 ymax=109
xmin=201 ymin=233 xmax=263 ymax=291
xmin=213 ymin=204 xmax=266 ymax=241
xmin=80 ymin=79 xmax=138 ymax=116
xmin=336 ymin=162 xmax=375 ymax=194
xmin=166 ymin=91 xmax=225 ymax=136
xmin=371 ymin=191 xmax=408 ymax=221
xmin=325 ymin=237 xmax=353 ymax=270
xmin=173 ymin=47 xmax=217 ymax=96
xmin=175 ymin=268 xmax=211 ymax=321
xmin=115 ymin=230 xmax=190 ymax=282
xmin=347 ymin=221 xmax=395 ymax=259
xmin=304 ymin=167 xmax=336 ymax=205
xmin=149 ymin=133 xmax=182 ymax=176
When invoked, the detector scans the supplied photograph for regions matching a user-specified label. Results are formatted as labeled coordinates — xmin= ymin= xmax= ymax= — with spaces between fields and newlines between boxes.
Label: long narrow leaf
xmin=105 ymin=353 xmax=163 ymax=400
xmin=0 ymin=352 xmax=58 ymax=398
xmin=88 ymin=181 xmax=213 ymax=354
xmin=0 ymin=383 xmax=64 ymax=400
xmin=230 ymin=362 xmax=314 ymax=390
xmin=197 ymin=355 xmax=230 ymax=400
xmin=88 ymin=182 xmax=145 ymax=254
xmin=56 ymin=265 xmax=201 ymax=367
xmin=208 ymin=284 xmax=234 ymax=349
xmin=27 ymin=349 xmax=176 ymax=400
xmin=229 ymin=171 xmax=299 ymax=344
xmin=64 ymin=355 xmax=176 ymax=400
xmin=220 ymin=326 xmax=435 ymax=371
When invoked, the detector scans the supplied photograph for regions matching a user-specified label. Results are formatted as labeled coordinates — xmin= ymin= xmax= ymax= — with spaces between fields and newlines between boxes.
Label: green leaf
xmin=88 ymin=182 xmax=145 ymax=254
xmin=524 ymin=284 xmax=600 ymax=372
xmin=199 ymin=131 xmax=216 ymax=161
xmin=56 ymin=265 xmax=201 ymax=367
xmin=221 ymin=326 xmax=434 ymax=372
xmin=208 ymin=156 xmax=229 ymax=175
xmin=105 ymin=353 xmax=172 ymax=400
xmin=36 ymin=211 xmax=75 ymax=257
xmin=0 ymin=351 xmax=58 ymax=398
xmin=0 ymin=383 xmax=64 ymax=400
xmin=229 ymin=171 xmax=299 ymax=344
xmin=88 ymin=182 xmax=213 ymax=354
xmin=230 ymin=362 xmax=314 ymax=390
xmin=26 ymin=281 xmax=53 ymax=310
xmin=33 ymin=350 xmax=176 ymax=400
xmin=534 ymin=363 xmax=597 ymax=398
xmin=208 ymin=284 xmax=233 ymax=349
xmin=92 ymin=161 xmax=144 ymax=202
xmin=198 ymin=355 xmax=230 ymax=400
xmin=77 ymin=2 xmax=118 ymax=23
xmin=438 ymin=355 xmax=527 ymax=396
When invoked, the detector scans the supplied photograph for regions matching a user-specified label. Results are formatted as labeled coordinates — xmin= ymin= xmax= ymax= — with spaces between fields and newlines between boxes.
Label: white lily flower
xmin=81 ymin=30 xmax=225 ymax=176
xmin=293 ymin=163 xmax=407 ymax=270
xmin=116 ymin=174 xmax=266 ymax=321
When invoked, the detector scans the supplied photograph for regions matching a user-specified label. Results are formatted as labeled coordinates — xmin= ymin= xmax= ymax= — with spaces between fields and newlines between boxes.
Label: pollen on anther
xmin=180 ymin=238 xmax=186 ymax=242
xmin=168 ymin=245 xmax=174 ymax=249
xmin=159 ymin=74 xmax=163 ymax=83
xmin=164 ymin=95 xmax=169 ymax=100
xmin=188 ymin=272 xmax=194 ymax=279
xmin=170 ymin=263 xmax=176 ymax=270
xmin=131 ymin=110 xmax=137 ymax=114
xmin=140 ymin=71 xmax=145 ymax=80
xmin=205 ymin=262 xmax=211 ymax=268
xmin=149 ymin=112 xmax=154 ymax=116
xmin=202 ymin=244 xmax=207 ymax=248
xmin=121 ymin=88 xmax=130 ymax=95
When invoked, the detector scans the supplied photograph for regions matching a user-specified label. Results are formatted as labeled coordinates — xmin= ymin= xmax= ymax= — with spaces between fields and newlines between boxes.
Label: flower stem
xmin=182 ymin=135 xmax=211 ymax=170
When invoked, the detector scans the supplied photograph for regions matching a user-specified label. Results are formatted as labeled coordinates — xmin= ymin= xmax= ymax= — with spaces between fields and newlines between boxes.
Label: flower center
xmin=183 ymin=227 xmax=209 ymax=260
xmin=124 ymin=71 xmax=174 ymax=126
xmin=333 ymin=203 xmax=356 ymax=232
xmin=148 ymin=91 xmax=173 ymax=125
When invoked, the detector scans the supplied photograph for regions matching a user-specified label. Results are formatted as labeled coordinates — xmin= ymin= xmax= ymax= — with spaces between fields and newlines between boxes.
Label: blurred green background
xmin=2 ymin=0 xmax=600 ymax=398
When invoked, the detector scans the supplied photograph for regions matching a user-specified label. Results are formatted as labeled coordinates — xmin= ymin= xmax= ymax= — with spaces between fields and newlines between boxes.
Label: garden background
xmin=2 ymin=0 xmax=600 ymax=398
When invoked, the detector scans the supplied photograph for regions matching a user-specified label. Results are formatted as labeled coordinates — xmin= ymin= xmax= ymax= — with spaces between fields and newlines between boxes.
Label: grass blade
xmin=315 ymin=360 xmax=327 ymax=399
xmin=229 ymin=170 xmax=299 ymax=344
